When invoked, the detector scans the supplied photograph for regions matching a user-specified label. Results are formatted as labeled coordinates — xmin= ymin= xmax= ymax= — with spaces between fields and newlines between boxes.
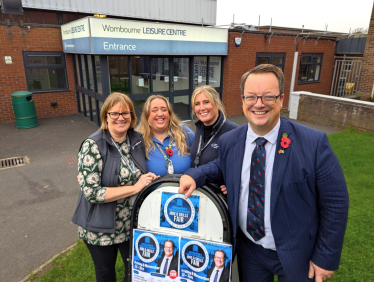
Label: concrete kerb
xmin=19 ymin=242 xmax=78 ymax=282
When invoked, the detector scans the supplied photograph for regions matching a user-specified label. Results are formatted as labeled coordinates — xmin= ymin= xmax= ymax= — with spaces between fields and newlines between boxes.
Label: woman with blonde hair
xmin=190 ymin=85 xmax=238 ymax=193
xmin=72 ymin=92 xmax=157 ymax=282
xmin=137 ymin=95 xmax=194 ymax=176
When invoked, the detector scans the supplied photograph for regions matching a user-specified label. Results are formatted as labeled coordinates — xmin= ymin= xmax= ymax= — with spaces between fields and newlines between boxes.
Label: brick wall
xmin=357 ymin=3 xmax=374 ymax=100
xmin=0 ymin=25 xmax=77 ymax=123
xmin=290 ymin=92 xmax=374 ymax=132
xmin=222 ymin=31 xmax=337 ymax=116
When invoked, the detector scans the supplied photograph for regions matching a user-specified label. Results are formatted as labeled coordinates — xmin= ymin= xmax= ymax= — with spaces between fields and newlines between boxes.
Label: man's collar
xmin=213 ymin=266 xmax=224 ymax=272
xmin=246 ymin=118 xmax=281 ymax=145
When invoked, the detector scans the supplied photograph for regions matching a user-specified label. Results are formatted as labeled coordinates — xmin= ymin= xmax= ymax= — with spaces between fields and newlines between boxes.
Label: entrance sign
xmin=60 ymin=18 xmax=91 ymax=53
xmin=161 ymin=192 xmax=199 ymax=233
xmin=61 ymin=17 xmax=228 ymax=55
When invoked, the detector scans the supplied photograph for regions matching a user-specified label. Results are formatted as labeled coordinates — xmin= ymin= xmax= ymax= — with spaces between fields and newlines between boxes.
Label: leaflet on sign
xmin=179 ymin=237 xmax=232 ymax=282
xmin=160 ymin=192 xmax=200 ymax=233
xmin=132 ymin=229 xmax=180 ymax=281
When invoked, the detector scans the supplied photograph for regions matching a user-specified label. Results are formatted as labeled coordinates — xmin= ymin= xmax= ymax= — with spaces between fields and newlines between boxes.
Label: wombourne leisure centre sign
xmin=61 ymin=17 xmax=228 ymax=55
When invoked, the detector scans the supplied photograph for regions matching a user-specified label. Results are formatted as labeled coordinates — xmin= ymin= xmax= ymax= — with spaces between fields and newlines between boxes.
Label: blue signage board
xmin=160 ymin=192 xmax=200 ymax=233
xmin=180 ymin=237 xmax=232 ymax=282
xmin=61 ymin=17 xmax=228 ymax=55
xmin=133 ymin=229 xmax=180 ymax=281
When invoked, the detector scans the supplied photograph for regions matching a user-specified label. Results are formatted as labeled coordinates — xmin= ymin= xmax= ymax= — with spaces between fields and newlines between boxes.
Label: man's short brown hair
xmin=240 ymin=64 xmax=284 ymax=95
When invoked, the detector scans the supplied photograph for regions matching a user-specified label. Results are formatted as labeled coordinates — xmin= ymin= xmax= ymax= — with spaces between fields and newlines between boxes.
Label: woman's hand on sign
xmin=134 ymin=172 xmax=159 ymax=193
xmin=220 ymin=185 xmax=227 ymax=195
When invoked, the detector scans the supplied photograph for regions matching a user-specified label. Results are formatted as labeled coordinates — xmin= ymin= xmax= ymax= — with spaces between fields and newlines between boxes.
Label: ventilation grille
xmin=0 ymin=156 xmax=29 ymax=169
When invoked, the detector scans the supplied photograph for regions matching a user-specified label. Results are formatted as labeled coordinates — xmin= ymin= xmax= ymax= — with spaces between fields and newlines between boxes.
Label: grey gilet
xmin=71 ymin=129 xmax=146 ymax=233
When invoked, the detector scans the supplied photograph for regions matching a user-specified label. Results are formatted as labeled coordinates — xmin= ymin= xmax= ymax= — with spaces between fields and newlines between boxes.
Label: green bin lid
xmin=11 ymin=91 xmax=33 ymax=97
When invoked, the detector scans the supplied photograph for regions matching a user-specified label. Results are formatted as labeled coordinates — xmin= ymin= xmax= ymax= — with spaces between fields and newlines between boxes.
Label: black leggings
xmin=84 ymin=240 xmax=130 ymax=282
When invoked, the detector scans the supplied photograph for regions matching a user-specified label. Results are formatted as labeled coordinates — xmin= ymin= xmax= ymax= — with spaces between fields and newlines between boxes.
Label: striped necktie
xmin=246 ymin=137 xmax=267 ymax=241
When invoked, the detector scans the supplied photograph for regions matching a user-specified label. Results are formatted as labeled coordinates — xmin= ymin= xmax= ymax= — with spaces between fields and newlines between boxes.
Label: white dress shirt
xmin=160 ymin=255 xmax=173 ymax=274
xmin=239 ymin=119 xmax=281 ymax=250
xmin=209 ymin=266 xmax=224 ymax=282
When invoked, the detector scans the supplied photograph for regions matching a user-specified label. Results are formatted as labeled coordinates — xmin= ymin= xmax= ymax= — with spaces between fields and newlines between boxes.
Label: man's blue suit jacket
xmin=185 ymin=117 xmax=349 ymax=282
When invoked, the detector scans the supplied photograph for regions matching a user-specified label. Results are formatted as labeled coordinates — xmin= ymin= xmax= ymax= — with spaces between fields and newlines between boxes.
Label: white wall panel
xmin=22 ymin=0 xmax=217 ymax=25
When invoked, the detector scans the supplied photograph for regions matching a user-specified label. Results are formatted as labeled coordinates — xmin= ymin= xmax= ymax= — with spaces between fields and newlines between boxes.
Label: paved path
xmin=0 ymin=115 xmax=97 ymax=282
xmin=0 ymin=113 xmax=340 ymax=282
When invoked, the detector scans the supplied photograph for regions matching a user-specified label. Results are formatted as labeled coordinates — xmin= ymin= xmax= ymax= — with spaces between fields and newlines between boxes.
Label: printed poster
xmin=179 ymin=237 xmax=232 ymax=282
xmin=160 ymin=192 xmax=200 ymax=233
xmin=132 ymin=229 xmax=180 ymax=281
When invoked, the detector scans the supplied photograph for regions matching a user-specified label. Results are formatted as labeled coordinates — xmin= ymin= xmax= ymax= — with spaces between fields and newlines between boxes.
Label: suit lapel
xmin=229 ymin=125 xmax=247 ymax=217
xmin=270 ymin=117 xmax=294 ymax=220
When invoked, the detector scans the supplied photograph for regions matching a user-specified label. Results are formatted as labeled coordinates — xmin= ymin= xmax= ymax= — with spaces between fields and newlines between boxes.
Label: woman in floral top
xmin=72 ymin=93 xmax=157 ymax=282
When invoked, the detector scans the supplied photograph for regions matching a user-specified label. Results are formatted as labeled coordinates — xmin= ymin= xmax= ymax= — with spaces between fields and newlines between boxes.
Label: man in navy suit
xmin=179 ymin=64 xmax=349 ymax=282
xmin=157 ymin=240 xmax=179 ymax=275
xmin=207 ymin=249 xmax=230 ymax=282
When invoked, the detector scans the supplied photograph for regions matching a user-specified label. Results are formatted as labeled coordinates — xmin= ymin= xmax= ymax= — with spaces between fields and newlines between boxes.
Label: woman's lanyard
xmin=194 ymin=118 xmax=226 ymax=168
xmin=154 ymin=138 xmax=174 ymax=174
xmin=111 ymin=137 xmax=138 ymax=182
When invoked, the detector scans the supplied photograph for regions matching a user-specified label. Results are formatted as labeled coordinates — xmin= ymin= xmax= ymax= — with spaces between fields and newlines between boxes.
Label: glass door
xmin=171 ymin=57 xmax=190 ymax=119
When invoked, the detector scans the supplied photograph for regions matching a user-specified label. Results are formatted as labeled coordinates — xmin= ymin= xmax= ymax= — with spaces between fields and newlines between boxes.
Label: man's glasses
xmin=214 ymin=256 xmax=224 ymax=260
xmin=242 ymin=94 xmax=281 ymax=106
xmin=107 ymin=111 xmax=132 ymax=119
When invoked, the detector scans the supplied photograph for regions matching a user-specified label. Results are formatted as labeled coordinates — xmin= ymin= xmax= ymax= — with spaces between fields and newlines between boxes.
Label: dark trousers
xmin=84 ymin=240 xmax=130 ymax=282
xmin=237 ymin=228 xmax=288 ymax=282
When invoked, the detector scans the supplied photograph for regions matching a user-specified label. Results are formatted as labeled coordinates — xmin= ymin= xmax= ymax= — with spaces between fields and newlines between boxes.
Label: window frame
xmin=23 ymin=51 xmax=69 ymax=93
xmin=297 ymin=53 xmax=323 ymax=84
xmin=255 ymin=53 xmax=286 ymax=72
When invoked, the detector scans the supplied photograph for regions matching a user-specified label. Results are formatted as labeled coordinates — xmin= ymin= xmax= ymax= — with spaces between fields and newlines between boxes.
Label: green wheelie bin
xmin=11 ymin=91 xmax=39 ymax=129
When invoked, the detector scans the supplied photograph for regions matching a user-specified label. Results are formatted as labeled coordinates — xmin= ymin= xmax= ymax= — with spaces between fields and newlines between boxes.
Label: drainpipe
xmin=289 ymin=36 xmax=306 ymax=111
xmin=289 ymin=51 xmax=298 ymax=110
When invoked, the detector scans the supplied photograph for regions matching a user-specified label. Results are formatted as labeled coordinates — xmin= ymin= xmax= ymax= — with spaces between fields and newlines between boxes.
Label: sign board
xmin=133 ymin=229 xmax=180 ymax=281
xmin=132 ymin=229 xmax=232 ymax=282
xmin=60 ymin=18 xmax=91 ymax=53
xmin=160 ymin=192 xmax=200 ymax=233
xmin=61 ymin=17 xmax=228 ymax=55
xmin=1 ymin=0 xmax=23 ymax=15
xmin=180 ymin=237 xmax=232 ymax=282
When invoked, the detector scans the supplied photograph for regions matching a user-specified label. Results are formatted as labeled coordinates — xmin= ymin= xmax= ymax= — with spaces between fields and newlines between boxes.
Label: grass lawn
xmin=30 ymin=130 xmax=374 ymax=281
xmin=30 ymin=240 xmax=126 ymax=281
xmin=326 ymin=130 xmax=374 ymax=282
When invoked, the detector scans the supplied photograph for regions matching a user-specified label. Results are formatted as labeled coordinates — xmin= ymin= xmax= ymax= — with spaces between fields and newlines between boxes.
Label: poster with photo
xmin=132 ymin=229 xmax=180 ymax=282
xmin=179 ymin=237 xmax=232 ymax=282
xmin=160 ymin=192 xmax=200 ymax=233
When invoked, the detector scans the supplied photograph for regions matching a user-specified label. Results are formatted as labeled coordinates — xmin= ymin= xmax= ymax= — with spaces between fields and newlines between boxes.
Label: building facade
xmin=1 ymin=0 xmax=356 ymax=125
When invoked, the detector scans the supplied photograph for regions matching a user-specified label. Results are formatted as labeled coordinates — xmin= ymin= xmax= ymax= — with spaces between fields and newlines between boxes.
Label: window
xmin=298 ymin=54 xmax=323 ymax=83
xmin=209 ymin=57 xmax=222 ymax=88
xmin=109 ymin=56 xmax=130 ymax=94
xmin=23 ymin=52 xmax=69 ymax=92
xmin=131 ymin=56 xmax=150 ymax=94
xmin=193 ymin=56 xmax=207 ymax=88
xmin=256 ymin=53 xmax=286 ymax=72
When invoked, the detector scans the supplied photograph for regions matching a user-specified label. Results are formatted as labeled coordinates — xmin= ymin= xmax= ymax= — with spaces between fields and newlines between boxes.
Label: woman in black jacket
xmin=190 ymin=86 xmax=239 ymax=193
xmin=72 ymin=93 xmax=157 ymax=282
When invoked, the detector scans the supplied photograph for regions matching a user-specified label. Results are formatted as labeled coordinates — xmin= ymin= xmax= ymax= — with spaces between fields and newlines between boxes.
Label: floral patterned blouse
xmin=77 ymin=138 xmax=142 ymax=246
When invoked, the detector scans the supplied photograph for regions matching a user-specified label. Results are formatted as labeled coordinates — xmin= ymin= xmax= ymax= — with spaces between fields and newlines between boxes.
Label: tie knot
xmin=255 ymin=137 xmax=267 ymax=146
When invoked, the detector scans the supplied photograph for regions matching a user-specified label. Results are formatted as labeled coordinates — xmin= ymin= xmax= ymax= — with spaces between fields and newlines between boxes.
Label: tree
xmin=351 ymin=27 xmax=368 ymax=34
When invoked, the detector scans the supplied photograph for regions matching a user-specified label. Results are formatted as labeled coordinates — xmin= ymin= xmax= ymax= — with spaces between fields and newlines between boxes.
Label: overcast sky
xmin=216 ymin=0 xmax=373 ymax=33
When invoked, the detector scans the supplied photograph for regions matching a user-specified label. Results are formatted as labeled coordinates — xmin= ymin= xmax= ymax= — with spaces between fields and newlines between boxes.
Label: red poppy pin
xmin=165 ymin=144 xmax=173 ymax=156
xmin=279 ymin=133 xmax=291 ymax=154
